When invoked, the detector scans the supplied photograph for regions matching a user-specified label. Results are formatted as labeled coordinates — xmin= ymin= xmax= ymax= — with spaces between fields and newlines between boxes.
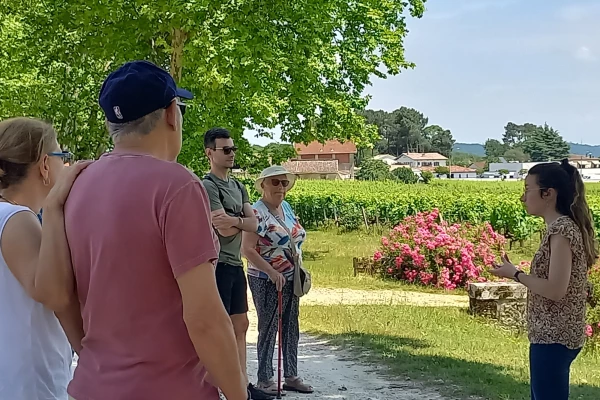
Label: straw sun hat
xmin=254 ymin=165 xmax=297 ymax=195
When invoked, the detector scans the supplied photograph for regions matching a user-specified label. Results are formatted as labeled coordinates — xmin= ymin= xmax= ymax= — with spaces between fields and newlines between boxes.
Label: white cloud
xmin=575 ymin=45 xmax=596 ymax=61
xmin=558 ymin=4 xmax=600 ymax=22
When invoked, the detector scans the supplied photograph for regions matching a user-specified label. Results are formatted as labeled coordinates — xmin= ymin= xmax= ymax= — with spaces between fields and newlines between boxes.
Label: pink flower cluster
xmin=373 ymin=209 xmax=506 ymax=290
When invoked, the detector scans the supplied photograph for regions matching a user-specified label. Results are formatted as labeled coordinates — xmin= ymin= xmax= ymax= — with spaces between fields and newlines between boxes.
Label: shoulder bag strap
xmin=203 ymin=174 xmax=225 ymax=205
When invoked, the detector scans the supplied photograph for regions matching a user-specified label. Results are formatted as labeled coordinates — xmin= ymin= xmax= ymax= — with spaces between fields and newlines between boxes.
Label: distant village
xmin=276 ymin=140 xmax=600 ymax=181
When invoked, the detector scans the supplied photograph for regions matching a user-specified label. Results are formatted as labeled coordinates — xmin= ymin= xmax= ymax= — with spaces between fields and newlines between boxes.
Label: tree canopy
xmin=483 ymin=121 xmax=570 ymax=163
xmin=522 ymin=123 xmax=570 ymax=162
xmin=0 ymin=0 xmax=426 ymax=171
xmin=362 ymin=107 xmax=455 ymax=157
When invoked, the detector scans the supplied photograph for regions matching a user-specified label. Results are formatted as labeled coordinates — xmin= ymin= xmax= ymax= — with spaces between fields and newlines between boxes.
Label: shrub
xmin=420 ymin=170 xmax=434 ymax=184
xmin=373 ymin=209 xmax=506 ymax=290
xmin=356 ymin=159 xmax=393 ymax=181
xmin=434 ymin=166 xmax=450 ymax=176
xmin=392 ymin=167 xmax=418 ymax=184
xmin=585 ymin=266 xmax=600 ymax=350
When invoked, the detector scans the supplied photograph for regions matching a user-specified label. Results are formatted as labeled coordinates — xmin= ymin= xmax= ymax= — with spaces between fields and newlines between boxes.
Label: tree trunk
xmin=170 ymin=28 xmax=188 ymax=83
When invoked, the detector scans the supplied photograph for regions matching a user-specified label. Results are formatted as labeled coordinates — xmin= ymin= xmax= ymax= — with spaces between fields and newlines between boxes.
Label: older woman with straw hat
xmin=241 ymin=165 xmax=314 ymax=396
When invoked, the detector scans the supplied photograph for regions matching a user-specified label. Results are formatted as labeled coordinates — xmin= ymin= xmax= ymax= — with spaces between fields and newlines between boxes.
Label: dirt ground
xmin=72 ymin=287 xmax=463 ymax=399
xmin=245 ymin=287 xmax=465 ymax=399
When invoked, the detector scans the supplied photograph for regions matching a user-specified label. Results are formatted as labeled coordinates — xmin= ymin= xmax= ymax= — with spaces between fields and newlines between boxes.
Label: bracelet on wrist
xmin=513 ymin=270 xmax=524 ymax=283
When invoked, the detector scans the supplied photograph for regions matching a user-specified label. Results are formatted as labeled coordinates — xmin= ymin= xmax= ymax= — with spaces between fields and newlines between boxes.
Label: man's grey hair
xmin=106 ymin=108 xmax=164 ymax=143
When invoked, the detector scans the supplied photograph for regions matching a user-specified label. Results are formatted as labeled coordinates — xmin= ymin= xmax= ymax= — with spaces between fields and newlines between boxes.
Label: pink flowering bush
xmin=373 ymin=209 xmax=506 ymax=290
xmin=585 ymin=266 xmax=600 ymax=350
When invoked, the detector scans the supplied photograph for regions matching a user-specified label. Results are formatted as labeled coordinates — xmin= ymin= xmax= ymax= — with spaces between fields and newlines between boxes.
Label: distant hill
xmin=453 ymin=143 xmax=486 ymax=156
xmin=453 ymin=142 xmax=600 ymax=158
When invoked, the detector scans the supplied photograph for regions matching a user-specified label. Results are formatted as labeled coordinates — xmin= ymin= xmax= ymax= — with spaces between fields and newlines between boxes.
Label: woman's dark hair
xmin=528 ymin=159 xmax=598 ymax=268
xmin=0 ymin=117 xmax=57 ymax=189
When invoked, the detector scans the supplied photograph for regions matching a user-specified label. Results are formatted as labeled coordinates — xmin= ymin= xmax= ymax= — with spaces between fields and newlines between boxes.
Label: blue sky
xmin=244 ymin=0 xmax=600 ymax=146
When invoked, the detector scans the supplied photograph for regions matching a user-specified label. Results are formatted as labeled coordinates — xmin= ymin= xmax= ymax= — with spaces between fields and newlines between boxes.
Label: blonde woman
xmin=0 ymin=117 xmax=89 ymax=399
xmin=242 ymin=166 xmax=313 ymax=396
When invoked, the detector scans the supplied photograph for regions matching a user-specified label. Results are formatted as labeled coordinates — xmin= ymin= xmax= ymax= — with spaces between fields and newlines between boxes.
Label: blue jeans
xmin=530 ymin=343 xmax=581 ymax=400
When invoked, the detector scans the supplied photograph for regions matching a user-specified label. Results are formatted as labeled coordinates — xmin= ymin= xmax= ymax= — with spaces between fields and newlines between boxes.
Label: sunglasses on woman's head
xmin=213 ymin=146 xmax=238 ymax=155
xmin=47 ymin=151 xmax=74 ymax=163
xmin=270 ymin=178 xmax=290 ymax=187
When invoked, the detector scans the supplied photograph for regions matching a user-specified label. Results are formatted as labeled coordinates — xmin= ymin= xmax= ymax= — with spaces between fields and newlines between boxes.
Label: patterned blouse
xmin=527 ymin=216 xmax=588 ymax=349
xmin=247 ymin=200 xmax=306 ymax=281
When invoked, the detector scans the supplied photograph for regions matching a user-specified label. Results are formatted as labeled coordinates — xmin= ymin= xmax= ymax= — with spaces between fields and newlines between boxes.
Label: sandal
xmin=283 ymin=377 xmax=314 ymax=394
xmin=256 ymin=381 xmax=286 ymax=397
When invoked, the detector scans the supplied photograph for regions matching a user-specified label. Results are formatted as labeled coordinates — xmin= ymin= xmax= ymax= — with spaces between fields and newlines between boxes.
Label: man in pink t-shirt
xmin=62 ymin=61 xmax=248 ymax=400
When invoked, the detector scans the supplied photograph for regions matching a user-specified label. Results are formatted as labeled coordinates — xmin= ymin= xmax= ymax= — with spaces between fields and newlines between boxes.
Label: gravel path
xmin=302 ymin=287 xmax=468 ymax=308
xmin=245 ymin=287 xmax=468 ymax=399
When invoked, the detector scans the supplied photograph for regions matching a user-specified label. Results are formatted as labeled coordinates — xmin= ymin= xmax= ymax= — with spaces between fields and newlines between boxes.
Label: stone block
xmin=468 ymin=282 xmax=527 ymax=328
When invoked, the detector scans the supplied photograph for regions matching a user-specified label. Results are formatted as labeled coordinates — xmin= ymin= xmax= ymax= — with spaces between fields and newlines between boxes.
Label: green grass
xmin=303 ymin=229 xmax=539 ymax=292
xmin=301 ymin=304 xmax=600 ymax=400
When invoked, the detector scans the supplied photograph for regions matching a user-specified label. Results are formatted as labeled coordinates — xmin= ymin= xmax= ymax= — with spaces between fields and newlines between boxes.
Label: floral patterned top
xmin=527 ymin=216 xmax=588 ymax=349
xmin=247 ymin=200 xmax=306 ymax=281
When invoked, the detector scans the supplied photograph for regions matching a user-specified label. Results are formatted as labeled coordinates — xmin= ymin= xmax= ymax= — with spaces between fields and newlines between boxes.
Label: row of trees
xmin=484 ymin=122 xmax=570 ymax=163
xmin=361 ymin=107 xmax=455 ymax=157
xmin=0 ymin=0 xmax=426 ymax=172
xmin=361 ymin=106 xmax=572 ymax=167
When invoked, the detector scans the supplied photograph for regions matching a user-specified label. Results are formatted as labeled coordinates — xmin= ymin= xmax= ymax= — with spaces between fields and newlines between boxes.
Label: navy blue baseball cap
xmin=99 ymin=60 xmax=194 ymax=123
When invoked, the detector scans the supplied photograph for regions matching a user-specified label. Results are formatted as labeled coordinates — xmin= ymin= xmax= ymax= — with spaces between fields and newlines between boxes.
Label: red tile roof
xmin=294 ymin=140 xmax=357 ymax=155
xmin=283 ymin=160 xmax=339 ymax=174
xmin=401 ymin=152 xmax=448 ymax=161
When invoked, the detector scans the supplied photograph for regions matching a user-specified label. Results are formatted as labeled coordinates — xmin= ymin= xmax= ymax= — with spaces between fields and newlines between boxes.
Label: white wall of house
xmin=489 ymin=161 xmax=541 ymax=172
xmin=451 ymin=172 xmax=478 ymax=179
xmin=576 ymin=168 xmax=600 ymax=180
xmin=396 ymin=155 xmax=447 ymax=168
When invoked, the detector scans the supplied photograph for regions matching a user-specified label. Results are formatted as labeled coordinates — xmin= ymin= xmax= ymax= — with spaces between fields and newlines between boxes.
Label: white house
xmin=395 ymin=152 xmax=448 ymax=168
xmin=373 ymin=154 xmax=397 ymax=166
xmin=420 ymin=166 xmax=477 ymax=179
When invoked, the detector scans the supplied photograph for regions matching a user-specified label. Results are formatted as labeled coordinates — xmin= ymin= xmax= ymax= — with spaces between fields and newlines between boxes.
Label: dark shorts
xmin=215 ymin=263 xmax=249 ymax=315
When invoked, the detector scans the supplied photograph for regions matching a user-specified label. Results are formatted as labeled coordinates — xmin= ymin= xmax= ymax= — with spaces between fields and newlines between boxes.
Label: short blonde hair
xmin=0 ymin=117 xmax=57 ymax=189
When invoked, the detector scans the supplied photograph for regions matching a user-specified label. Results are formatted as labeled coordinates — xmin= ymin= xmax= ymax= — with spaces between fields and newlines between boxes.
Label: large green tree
xmin=522 ymin=123 xmax=570 ymax=162
xmin=503 ymin=147 xmax=529 ymax=162
xmin=362 ymin=107 xmax=454 ymax=156
xmin=502 ymin=122 xmax=538 ymax=147
xmin=0 ymin=0 xmax=426 ymax=172
xmin=393 ymin=107 xmax=429 ymax=155
xmin=484 ymin=139 xmax=506 ymax=159
xmin=423 ymin=125 xmax=455 ymax=157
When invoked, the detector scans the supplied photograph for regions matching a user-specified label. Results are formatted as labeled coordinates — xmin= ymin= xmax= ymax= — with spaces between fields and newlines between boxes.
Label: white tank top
xmin=0 ymin=202 xmax=72 ymax=399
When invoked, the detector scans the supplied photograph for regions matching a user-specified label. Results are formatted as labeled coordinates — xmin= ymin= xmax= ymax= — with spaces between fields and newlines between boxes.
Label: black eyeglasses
xmin=47 ymin=151 xmax=73 ymax=163
xmin=165 ymin=100 xmax=187 ymax=116
xmin=213 ymin=146 xmax=238 ymax=155
xmin=177 ymin=101 xmax=186 ymax=116
xmin=522 ymin=187 xmax=548 ymax=195
xmin=270 ymin=178 xmax=290 ymax=187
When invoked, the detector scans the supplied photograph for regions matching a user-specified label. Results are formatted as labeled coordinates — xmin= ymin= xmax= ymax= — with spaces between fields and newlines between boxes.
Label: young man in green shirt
xmin=203 ymin=128 xmax=272 ymax=400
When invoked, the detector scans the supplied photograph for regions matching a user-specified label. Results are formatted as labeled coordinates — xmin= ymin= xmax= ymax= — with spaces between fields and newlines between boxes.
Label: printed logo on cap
xmin=113 ymin=106 xmax=124 ymax=120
